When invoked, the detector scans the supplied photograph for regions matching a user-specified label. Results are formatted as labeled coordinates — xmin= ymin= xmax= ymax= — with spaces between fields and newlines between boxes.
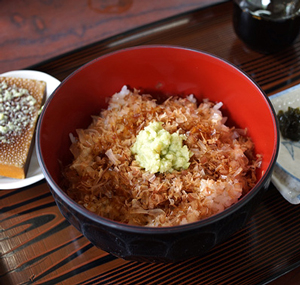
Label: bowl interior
xmin=37 ymin=46 xmax=278 ymax=195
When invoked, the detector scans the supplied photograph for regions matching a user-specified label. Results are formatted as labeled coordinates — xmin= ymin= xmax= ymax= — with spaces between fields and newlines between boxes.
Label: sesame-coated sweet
xmin=0 ymin=77 xmax=46 ymax=179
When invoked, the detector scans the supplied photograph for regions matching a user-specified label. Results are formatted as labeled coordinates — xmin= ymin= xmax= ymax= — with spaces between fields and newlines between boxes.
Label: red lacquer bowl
xmin=36 ymin=45 xmax=279 ymax=262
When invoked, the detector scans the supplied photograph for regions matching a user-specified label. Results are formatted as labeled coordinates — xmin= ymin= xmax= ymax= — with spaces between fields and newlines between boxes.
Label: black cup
xmin=233 ymin=0 xmax=300 ymax=54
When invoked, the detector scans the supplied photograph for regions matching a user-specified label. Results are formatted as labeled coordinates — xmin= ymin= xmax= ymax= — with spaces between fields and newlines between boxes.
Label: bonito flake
xmin=62 ymin=86 xmax=262 ymax=227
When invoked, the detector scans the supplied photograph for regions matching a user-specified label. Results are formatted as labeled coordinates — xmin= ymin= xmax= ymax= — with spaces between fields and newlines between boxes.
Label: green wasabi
xmin=131 ymin=121 xmax=193 ymax=173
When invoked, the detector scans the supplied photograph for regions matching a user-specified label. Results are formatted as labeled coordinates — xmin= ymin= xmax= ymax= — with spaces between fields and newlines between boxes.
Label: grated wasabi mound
xmin=131 ymin=121 xmax=193 ymax=173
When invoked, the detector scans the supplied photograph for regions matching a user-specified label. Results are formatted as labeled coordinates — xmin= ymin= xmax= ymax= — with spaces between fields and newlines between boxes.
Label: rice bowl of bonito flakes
xmin=36 ymin=45 xmax=279 ymax=262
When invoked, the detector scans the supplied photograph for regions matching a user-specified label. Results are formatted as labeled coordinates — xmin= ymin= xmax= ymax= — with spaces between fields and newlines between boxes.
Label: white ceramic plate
xmin=270 ymin=84 xmax=300 ymax=204
xmin=0 ymin=70 xmax=61 ymax=190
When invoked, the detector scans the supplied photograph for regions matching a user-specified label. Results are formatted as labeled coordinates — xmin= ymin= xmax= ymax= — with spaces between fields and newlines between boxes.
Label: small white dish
xmin=0 ymin=70 xmax=61 ymax=190
xmin=270 ymin=84 xmax=300 ymax=204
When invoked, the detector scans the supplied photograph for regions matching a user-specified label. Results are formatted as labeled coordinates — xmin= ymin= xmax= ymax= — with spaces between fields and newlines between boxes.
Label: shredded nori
xmin=277 ymin=107 xmax=300 ymax=141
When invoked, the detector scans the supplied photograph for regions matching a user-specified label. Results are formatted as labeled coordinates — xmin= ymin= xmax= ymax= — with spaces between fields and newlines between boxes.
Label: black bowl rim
xmin=36 ymin=44 xmax=279 ymax=234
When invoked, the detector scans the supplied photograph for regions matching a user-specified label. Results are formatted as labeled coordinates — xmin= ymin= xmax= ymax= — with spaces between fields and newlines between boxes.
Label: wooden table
xmin=0 ymin=0 xmax=222 ymax=74
xmin=1 ymin=1 xmax=300 ymax=284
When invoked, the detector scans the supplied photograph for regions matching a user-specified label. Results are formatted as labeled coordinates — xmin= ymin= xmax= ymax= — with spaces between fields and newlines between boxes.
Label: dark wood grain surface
xmin=1 ymin=1 xmax=300 ymax=284
xmin=1 ymin=0 xmax=222 ymax=74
